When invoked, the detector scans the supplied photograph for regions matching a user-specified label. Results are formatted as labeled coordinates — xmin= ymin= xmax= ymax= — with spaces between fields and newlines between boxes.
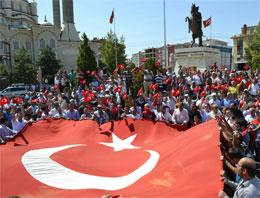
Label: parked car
xmin=0 ymin=86 xmax=27 ymax=98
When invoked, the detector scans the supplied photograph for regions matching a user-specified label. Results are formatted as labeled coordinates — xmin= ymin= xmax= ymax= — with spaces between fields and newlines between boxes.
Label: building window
xmin=0 ymin=1 xmax=3 ymax=9
xmin=25 ymin=41 xmax=31 ymax=50
xmin=50 ymin=39 xmax=56 ymax=49
xmin=11 ymin=1 xmax=14 ymax=9
xmin=250 ymin=29 xmax=255 ymax=34
xmin=13 ymin=41 xmax=20 ymax=50
xmin=39 ymin=39 xmax=46 ymax=49
xmin=19 ymin=4 xmax=23 ymax=12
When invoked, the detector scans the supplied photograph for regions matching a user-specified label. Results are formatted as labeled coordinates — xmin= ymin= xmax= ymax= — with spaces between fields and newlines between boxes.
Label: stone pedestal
xmin=173 ymin=47 xmax=220 ymax=73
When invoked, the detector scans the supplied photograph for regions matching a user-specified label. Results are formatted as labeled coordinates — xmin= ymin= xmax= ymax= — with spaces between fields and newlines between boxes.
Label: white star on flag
xmin=99 ymin=133 xmax=139 ymax=152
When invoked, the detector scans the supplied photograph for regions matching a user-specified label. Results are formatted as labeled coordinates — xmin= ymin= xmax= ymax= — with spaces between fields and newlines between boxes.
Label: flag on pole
xmin=109 ymin=10 xmax=114 ymax=24
xmin=203 ymin=17 xmax=211 ymax=28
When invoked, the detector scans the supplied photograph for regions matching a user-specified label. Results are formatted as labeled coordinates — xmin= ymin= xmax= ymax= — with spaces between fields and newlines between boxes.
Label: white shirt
xmin=209 ymin=99 xmax=221 ymax=107
xmin=193 ymin=75 xmax=202 ymax=85
xmin=245 ymin=114 xmax=257 ymax=123
xmin=249 ymin=83 xmax=259 ymax=96
xmin=172 ymin=108 xmax=189 ymax=124
xmin=157 ymin=112 xmax=172 ymax=123
xmin=12 ymin=119 xmax=27 ymax=132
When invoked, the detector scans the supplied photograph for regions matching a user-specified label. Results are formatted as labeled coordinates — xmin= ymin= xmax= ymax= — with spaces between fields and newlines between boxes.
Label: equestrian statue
xmin=185 ymin=4 xmax=203 ymax=47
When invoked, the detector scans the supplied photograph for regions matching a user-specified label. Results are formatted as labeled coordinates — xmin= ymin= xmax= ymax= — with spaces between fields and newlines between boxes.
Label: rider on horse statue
xmin=185 ymin=4 xmax=203 ymax=47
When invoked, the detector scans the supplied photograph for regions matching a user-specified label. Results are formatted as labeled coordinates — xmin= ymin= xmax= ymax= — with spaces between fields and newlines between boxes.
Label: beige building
xmin=231 ymin=24 xmax=258 ymax=68
xmin=0 ymin=0 xmax=81 ymax=73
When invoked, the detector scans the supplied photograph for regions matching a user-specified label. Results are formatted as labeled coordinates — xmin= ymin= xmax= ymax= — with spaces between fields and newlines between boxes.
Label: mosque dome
xmin=40 ymin=16 xmax=53 ymax=26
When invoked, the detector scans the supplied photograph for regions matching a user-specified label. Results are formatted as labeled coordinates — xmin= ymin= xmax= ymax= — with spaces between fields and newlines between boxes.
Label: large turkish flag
xmin=0 ymin=118 xmax=222 ymax=197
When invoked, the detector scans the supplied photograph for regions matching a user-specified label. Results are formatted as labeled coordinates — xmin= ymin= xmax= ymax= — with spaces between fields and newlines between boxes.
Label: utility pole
xmin=163 ymin=0 xmax=167 ymax=68
xmin=2 ymin=41 xmax=12 ymax=83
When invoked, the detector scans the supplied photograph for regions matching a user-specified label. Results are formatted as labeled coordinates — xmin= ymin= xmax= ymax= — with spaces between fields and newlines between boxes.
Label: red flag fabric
xmin=0 ymin=96 xmax=10 ymax=105
xmin=140 ymin=58 xmax=147 ymax=62
xmin=0 ymin=118 xmax=221 ymax=197
xmin=188 ymin=67 xmax=192 ymax=72
xmin=193 ymin=85 xmax=202 ymax=92
xmin=220 ymin=65 xmax=226 ymax=70
xmin=239 ymin=99 xmax=244 ymax=108
xmin=152 ymin=97 xmax=158 ymax=107
xmin=182 ymin=85 xmax=186 ymax=92
xmin=230 ymin=69 xmax=235 ymax=74
xmin=13 ymin=96 xmax=22 ymax=104
xmin=80 ymin=79 xmax=86 ymax=84
xmin=165 ymin=78 xmax=171 ymax=85
xmin=102 ymin=98 xmax=110 ymax=105
xmin=123 ymin=93 xmax=128 ymax=100
xmin=111 ymin=106 xmax=119 ymax=114
xmin=251 ymin=117 xmax=260 ymax=125
xmin=31 ymin=98 xmax=39 ymax=103
xmin=149 ymin=84 xmax=156 ymax=90
xmin=109 ymin=10 xmax=114 ymax=24
xmin=199 ymin=89 xmax=206 ymax=97
xmin=54 ymin=84 xmax=58 ymax=91
xmin=90 ymin=71 xmax=95 ymax=76
xmin=43 ymin=89 xmax=49 ymax=96
xmin=204 ymin=98 xmax=208 ymax=103
xmin=243 ymin=64 xmax=249 ymax=70
xmin=154 ymin=62 xmax=160 ymax=67
xmin=137 ymin=88 xmax=143 ymax=96
xmin=84 ymin=95 xmax=93 ymax=103
xmin=86 ymin=70 xmax=90 ymax=74
xmin=212 ymin=62 xmax=217 ymax=69
xmin=172 ymin=88 xmax=180 ymax=97
xmin=114 ymin=87 xmax=122 ymax=93
xmin=211 ymin=84 xmax=216 ymax=91
xmin=139 ymin=64 xmax=144 ymax=71
xmin=113 ymin=69 xmax=118 ymax=74
xmin=82 ymin=89 xmax=89 ymax=97
xmin=153 ymin=92 xmax=161 ymax=99
xmin=117 ymin=64 xmax=124 ymax=70
xmin=254 ymin=100 xmax=259 ymax=108
xmin=245 ymin=81 xmax=251 ymax=88
xmin=203 ymin=17 xmax=211 ymax=28
xmin=42 ymin=97 xmax=47 ymax=104
xmin=97 ymin=85 xmax=104 ymax=92
xmin=88 ymin=104 xmax=92 ymax=112
xmin=232 ymin=76 xmax=242 ymax=84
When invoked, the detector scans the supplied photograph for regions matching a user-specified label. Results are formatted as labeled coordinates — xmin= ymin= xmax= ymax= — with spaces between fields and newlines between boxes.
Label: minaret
xmin=61 ymin=0 xmax=80 ymax=41
xmin=52 ymin=0 xmax=61 ymax=27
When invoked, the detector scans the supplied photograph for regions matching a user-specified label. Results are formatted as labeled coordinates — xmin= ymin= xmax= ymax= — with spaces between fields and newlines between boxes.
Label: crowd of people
xmin=0 ymin=63 xmax=260 ymax=197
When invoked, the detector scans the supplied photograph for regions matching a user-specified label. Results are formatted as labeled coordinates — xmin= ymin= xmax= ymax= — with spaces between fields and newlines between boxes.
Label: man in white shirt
xmin=157 ymin=105 xmax=172 ymax=123
xmin=245 ymin=107 xmax=257 ymax=123
xmin=11 ymin=105 xmax=27 ymax=132
xmin=66 ymin=103 xmax=80 ymax=120
xmin=249 ymin=78 xmax=259 ymax=96
xmin=209 ymin=93 xmax=221 ymax=107
xmin=172 ymin=102 xmax=189 ymax=125
xmin=207 ymin=104 xmax=221 ymax=121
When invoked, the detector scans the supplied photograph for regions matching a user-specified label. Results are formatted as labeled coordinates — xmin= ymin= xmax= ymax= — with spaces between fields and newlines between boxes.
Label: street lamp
xmin=1 ymin=41 xmax=12 ymax=83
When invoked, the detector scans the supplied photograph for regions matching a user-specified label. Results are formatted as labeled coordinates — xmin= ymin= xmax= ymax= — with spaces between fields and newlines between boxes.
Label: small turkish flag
xmin=111 ymin=106 xmax=119 ymax=114
xmin=239 ymin=99 xmax=244 ymax=108
xmin=139 ymin=65 xmax=144 ymax=71
xmin=13 ymin=96 xmax=22 ymax=104
xmin=123 ymin=93 xmax=128 ymax=100
xmin=117 ymin=64 xmax=124 ymax=70
xmin=153 ymin=92 xmax=161 ymax=99
xmin=245 ymin=81 xmax=251 ymax=88
xmin=90 ymin=71 xmax=95 ymax=76
xmin=90 ymin=92 xmax=96 ymax=98
xmin=203 ymin=98 xmax=208 ymax=103
xmin=211 ymin=84 xmax=216 ymax=91
xmin=230 ymin=69 xmax=235 ymax=74
xmin=102 ymin=98 xmax=110 ymax=105
xmin=154 ymin=62 xmax=160 ymax=67
xmin=233 ymin=76 xmax=242 ymax=84
xmin=114 ymin=87 xmax=122 ymax=93
xmin=172 ymin=88 xmax=180 ymax=97
xmin=82 ymin=89 xmax=89 ymax=97
xmin=203 ymin=17 xmax=211 ymax=28
xmin=97 ymin=85 xmax=104 ymax=92
xmin=43 ymin=89 xmax=49 ymax=96
xmin=182 ymin=85 xmax=186 ymax=92
xmin=54 ymin=84 xmax=58 ymax=90
xmin=149 ymin=84 xmax=156 ymax=90
xmin=86 ymin=70 xmax=90 ymax=74
xmin=193 ymin=85 xmax=202 ymax=92
xmin=199 ymin=89 xmax=206 ymax=98
xmin=84 ymin=95 xmax=93 ymax=103
xmin=42 ymin=98 xmax=47 ymax=104
xmin=188 ymin=67 xmax=192 ymax=72
xmin=0 ymin=96 xmax=10 ymax=106
xmin=140 ymin=58 xmax=147 ymax=62
xmin=152 ymin=97 xmax=158 ymax=107
xmin=254 ymin=100 xmax=259 ymax=108
xmin=97 ymin=73 xmax=102 ymax=78
xmin=31 ymin=98 xmax=39 ymax=103
xmin=113 ymin=69 xmax=118 ymax=74
xmin=80 ymin=79 xmax=86 ymax=84
xmin=109 ymin=10 xmax=114 ymax=24
xmin=137 ymin=88 xmax=143 ymax=96
xmin=220 ymin=65 xmax=226 ymax=70
xmin=88 ymin=104 xmax=92 ymax=112
xmin=165 ymin=78 xmax=171 ymax=85
xmin=243 ymin=64 xmax=249 ymax=70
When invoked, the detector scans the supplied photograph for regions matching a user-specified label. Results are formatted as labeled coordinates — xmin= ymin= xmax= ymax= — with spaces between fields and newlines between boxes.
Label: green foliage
xmin=77 ymin=33 xmax=97 ymax=84
xmin=0 ymin=64 xmax=9 ymax=85
xmin=13 ymin=47 xmax=36 ymax=84
xmin=101 ymin=29 xmax=126 ymax=73
xmin=36 ymin=45 xmax=63 ymax=84
xmin=246 ymin=22 xmax=260 ymax=70
xmin=129 ymin=62 xmax=136 ymax=70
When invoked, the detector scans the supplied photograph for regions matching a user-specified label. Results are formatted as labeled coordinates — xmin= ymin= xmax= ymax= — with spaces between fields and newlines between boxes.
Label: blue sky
xmin=36 ymin=0 xmax=260 ymax=58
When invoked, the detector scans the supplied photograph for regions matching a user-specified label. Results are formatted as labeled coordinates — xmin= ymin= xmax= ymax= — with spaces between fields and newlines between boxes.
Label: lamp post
xmin=1 ymin=41 xmax=12 ymax=83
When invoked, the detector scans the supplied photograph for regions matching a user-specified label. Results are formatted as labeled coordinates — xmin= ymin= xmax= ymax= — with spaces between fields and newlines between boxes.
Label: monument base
xmin=173 ymin=47 xmax=220 ymax=73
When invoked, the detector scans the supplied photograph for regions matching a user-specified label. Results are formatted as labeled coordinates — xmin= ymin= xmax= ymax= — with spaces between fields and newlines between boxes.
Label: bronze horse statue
xmin=185 ymin=4 xmax=203 ymax=47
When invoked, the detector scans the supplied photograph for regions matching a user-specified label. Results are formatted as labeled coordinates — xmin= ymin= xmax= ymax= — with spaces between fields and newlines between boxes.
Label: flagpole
xmin=163 ymin=0 xmax=167 ymax=68
xmin=113 ymin=8 xmax=118 ymax=68
xmin=210 ymin=16 xmax=212 ymax=39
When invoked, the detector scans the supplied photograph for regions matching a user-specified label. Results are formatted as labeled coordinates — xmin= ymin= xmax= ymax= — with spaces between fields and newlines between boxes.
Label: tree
xmin=36 ymin=45 xmax=63 ymax=84
xmin=101 ymin=29 xmax=126 ymax=73
xmin=246 ymin=22 xmax=260 ymax=70
xmin=77 ymin=33 xmax=97 ymax=84
xmin=13 ymin=47 xmax=36 ymax=84
xmin=144 ymin=57 xmax=159 ymax=74
xmin=0 ymin=64 xmax=9 ymax=88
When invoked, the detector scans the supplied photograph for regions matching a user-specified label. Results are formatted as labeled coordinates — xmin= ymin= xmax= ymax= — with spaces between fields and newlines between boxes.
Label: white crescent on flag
xmin=21 ymin=134 xmax=160 ymax=190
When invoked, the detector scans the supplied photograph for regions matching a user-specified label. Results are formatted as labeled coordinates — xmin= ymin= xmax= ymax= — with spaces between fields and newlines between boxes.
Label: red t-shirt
xmin=141 ymin=110 xmax=156 ymax=120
